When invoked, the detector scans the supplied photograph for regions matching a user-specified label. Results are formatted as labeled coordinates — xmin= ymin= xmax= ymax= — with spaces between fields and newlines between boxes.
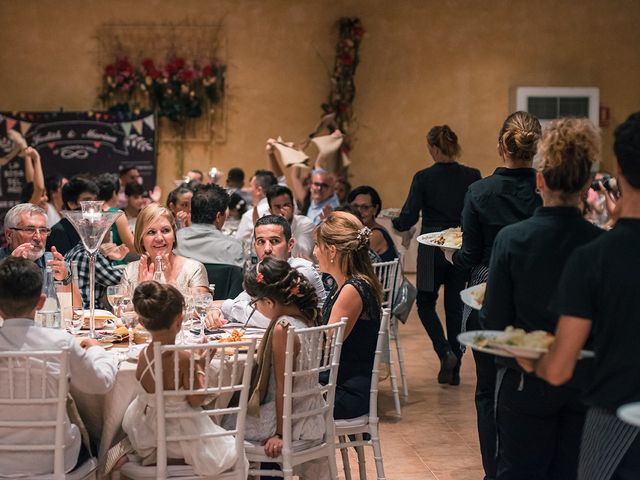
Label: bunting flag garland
xmin=5 ymin=118 xmax=17 ymax=132
xmin=121 ymin=122 xmax=132 ymax=136
xmin=143 ymin=115 xmax=155 ymax=131
xmin=19 ymin=121 xmax=32 ymax=135
xmin=132 ymin=120 xmax=144 ymax=135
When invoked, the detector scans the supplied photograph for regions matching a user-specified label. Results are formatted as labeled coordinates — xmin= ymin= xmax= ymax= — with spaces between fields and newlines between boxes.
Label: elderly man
xmin=306 ymin=168 xmax=340 ymax=225
xmin=0 ymin=256 xmax=117 ymax=476
xmin=174 ymin=184 xmax=243 ymax=267
xmin=234 ymin=169 xmax=278 ymax=244
xmin=210 ymin=215 xmax=325 ymax=328
xmin=267 ymin=184 xmax=315 ymax=259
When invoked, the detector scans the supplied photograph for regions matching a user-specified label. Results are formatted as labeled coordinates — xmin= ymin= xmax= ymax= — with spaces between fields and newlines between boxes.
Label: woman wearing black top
xmin=393 ymin=125 xmax=481 ymax=385
xmin=481 ymin=118 xmax=602 ymax=479
xmin=449 ymin=111 xmax=541 ymax=480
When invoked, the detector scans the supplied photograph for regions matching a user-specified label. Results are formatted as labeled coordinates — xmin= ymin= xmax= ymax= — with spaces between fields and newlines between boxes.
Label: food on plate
xmin=106 ymin=326 xmax=148 ymax=344
xmin=432 ymin=227 xmax=463 ymax=249
xmin=218 ymin=328 xmax=245 ymax=343
xmin=488 ymin=326 xmax=555 ymax=350
xmin=471 ymin=283 xmax=486 ymax=307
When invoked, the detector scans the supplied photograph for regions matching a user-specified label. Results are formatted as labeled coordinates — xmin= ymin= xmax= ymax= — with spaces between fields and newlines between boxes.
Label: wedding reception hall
xmin=1 ymin=1 xmax=640 ymax=479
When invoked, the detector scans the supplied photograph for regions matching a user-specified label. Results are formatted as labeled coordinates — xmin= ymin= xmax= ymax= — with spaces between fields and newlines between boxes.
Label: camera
xmin=591 ymin=176 xmax=617 ymax=193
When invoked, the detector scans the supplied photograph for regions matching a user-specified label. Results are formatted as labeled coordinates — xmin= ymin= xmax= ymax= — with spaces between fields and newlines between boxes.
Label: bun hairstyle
xmin=314 ymin=211 xmax=383 ymax=304
xmin=498 ymin=111 xmax=542 ymax=164
xmin=133 ymin=281 xmax=185 ymax=331
xmin=427 ymin=125 xmax=461 ymax=159
xmin=244 ymin=257 xmax=320 ymax=326
xmin=537 ymin=118 xmax=601 ymax=195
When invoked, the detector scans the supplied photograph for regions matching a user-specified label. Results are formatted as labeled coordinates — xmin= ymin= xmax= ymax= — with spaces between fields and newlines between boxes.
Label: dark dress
xmin=322 ymin=277 xmax=381 ymax=419
xmin=393 ymin=162 xmax=481 ymax=360
xmin=46 ymin=217 xmax=81 ymax=256
xmin=371 ymin=226 xmax=398 ymax=262
xmin=481 ymin=207 xmax=602 ymax=480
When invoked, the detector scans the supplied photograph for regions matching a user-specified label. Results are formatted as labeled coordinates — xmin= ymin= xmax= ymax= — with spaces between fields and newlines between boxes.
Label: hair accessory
xmin=356 ymin=226 xmax=371 ymax=248
xmin=290 ymin=285 xmax=300 ymax=296
xmin=255 ymin=262 xmax=264 ymax=283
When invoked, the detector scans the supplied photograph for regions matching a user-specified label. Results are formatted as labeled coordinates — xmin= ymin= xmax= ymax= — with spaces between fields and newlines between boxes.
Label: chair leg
xmin=328 ymin=450 xmax=340 ymax=480
xmin=355 ymin=433 xmax=367 ymax=480
xmin=387 ymin=334 xmax=402 ymax=417
xmin=392 ymin=317 xmax=409 ymax=399
xmin=339 ymin=435 xmax=353 ymax=480
xmin=370 ymin=427 xmax=386 ymax=480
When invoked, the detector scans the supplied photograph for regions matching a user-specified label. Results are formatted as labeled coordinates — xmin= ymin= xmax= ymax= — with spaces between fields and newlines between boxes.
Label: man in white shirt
xmin=175 ymin=184 xmax=244 ymax=267
xmin=306 ymin=168 xmax=340 ymax=225
xmin=0 ymin=257 xmax=117 ymax=476
xmin=266 ymin=185 xmax=315 ymax=259
xmin=234 ymin=169 xmax=278 ymax=244
xmin=213 ymin=215 xmax=325 ymax=328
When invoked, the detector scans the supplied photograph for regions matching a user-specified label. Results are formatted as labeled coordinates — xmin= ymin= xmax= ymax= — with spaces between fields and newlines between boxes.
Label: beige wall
xmin=1 ymin=0 xmax=639 ymax=207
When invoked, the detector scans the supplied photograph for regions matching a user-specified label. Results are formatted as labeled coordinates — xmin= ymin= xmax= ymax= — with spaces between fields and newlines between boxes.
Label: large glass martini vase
xmin=62 ymin=201 xmax=122 ymax=339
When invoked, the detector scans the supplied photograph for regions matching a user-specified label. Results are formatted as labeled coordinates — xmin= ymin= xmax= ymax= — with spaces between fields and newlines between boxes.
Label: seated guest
xmin=167 ymin=184 xmax=193 ymax=229
xmin=314 ymin=211 xmax=382 ymax=419
xmin=520 ymin=112 xmax=640 ymax=480
xmin=44 ymin=173 xmax=66 ymax=228
xmin=306 ymin=169 xmax=340 ymax=225
xmin=117 ymin=166 xmax=141 ymax=208
xmin=209 ymin=215 xmax=325 ymax=328
xmin=235 ymin=169 xmax=278 ymax=243
xmin=481 ymin=118 xmax=602 ymax=479
xmin=46 ymin=176 xmax=99 ymax=255
xmin=0 ymin=257 xmax=117 ymax=476
xmin=348 ymin=185 xmax=398 ymax=262
xmin=174 ymin=184 xmax=243 ymax=267
xmin=96 ymin=173 xmax=135 ymax=252
xmin=267 ymin=185 xmax=315 ymax=259
xmin=226 ymin=167 xmax=252 ymax=205
xmin=124 ymin=181 xmax=146 ymax=233
xmin=121 ymin=204 xmax=208 ymax=293
xmin=223 ymin=192 xmax=247 ymax=235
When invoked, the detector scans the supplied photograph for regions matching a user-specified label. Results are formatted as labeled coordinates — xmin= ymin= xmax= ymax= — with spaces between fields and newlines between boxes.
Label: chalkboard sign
xmin=0 ymin=111 xmax=157 ymax=242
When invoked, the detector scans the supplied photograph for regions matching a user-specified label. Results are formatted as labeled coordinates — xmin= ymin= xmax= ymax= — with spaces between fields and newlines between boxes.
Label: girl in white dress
xmin=122 ymin=281 xmax=241 ymax=475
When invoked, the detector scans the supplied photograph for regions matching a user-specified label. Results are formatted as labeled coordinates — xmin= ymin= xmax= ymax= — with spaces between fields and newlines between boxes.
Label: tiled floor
xmin=338 ymin=278 xmax=484 ymax=480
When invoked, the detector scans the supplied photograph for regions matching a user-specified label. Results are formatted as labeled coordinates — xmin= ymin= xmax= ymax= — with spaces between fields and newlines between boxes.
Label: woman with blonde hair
xmin=121 ymin=203 xmax=208 ymax=292
xmin=449 ymin=111 xmax=542 ymax=480
xmin=481 ymin=118 xmax=602 ymax=479
xmin=314 ymin=211 xmax=383 ymax=419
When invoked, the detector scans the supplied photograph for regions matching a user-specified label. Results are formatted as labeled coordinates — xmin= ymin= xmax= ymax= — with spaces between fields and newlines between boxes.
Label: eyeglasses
xmin=271 ymin=202 xmax=293 ymax=210
xmin=350 ymin=204 xmax=374 ymax=211
xmin=10 ymin=226 xmax=51 ymax=236
xmin=311 ymin=182 xmax=330 ymax=190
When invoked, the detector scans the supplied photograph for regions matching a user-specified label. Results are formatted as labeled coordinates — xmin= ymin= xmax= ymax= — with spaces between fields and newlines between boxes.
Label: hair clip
xmin=356 ymin=226 xmax=371 ymax=246
xmin=255 ymin=262 xmax=264 ymax=283
xmin=290 ymin=285 xmax=300 ymax=296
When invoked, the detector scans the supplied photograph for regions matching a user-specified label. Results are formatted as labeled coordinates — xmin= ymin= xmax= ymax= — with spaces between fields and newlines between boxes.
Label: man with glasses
xmin=266 ymin=185 xmax=314 ymax=259
xmin=306 ymin=168 xmax=339 ymax=225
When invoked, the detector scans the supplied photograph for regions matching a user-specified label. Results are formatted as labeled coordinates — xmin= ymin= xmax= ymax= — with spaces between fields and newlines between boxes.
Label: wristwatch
xmin=61 ymin=270 xmax=73 ymax=286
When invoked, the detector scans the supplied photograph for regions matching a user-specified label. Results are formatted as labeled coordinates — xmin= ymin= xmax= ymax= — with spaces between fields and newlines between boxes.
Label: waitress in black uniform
xmin=449 ymin=111 xmax=542 ymax=480
xmin=481 ymin=118 xmax=602 ymax=479
xmin=393 ymin=125 xmax=480 ymax=385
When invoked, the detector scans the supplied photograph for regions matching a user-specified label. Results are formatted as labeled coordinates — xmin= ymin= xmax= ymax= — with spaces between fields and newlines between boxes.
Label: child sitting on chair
xmin=121 ymin=281 xmax=241 ymax=475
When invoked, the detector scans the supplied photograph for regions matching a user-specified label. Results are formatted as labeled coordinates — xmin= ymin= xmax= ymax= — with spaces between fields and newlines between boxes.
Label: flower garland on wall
xmin=99 ymin=57 xmax=225 ymax=124
xmin=320 ymin=17 xmax=364 ymax=165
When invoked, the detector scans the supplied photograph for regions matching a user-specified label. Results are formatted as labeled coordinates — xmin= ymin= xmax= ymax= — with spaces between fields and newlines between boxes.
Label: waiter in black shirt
xmin=393 ymin=125 xmax=480 ymax=385
xmin=521 ymin=113 xmax=640 ymax=480
xmin=482 ymin=118 xmax=602 ymax=479
xmin=447 ymin=111 xmax=542 ymax=480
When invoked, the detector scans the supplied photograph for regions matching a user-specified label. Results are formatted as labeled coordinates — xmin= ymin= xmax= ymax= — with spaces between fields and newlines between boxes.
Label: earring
xmin=330 ymin=258 xmax=334 ymax=264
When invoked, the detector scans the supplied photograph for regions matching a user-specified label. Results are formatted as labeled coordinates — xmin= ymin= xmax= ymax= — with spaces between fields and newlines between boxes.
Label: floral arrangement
xmin=320 ymin=17 xmax=364 ymax=158
xmin=100 ymin=57 xmax=225 ymax=123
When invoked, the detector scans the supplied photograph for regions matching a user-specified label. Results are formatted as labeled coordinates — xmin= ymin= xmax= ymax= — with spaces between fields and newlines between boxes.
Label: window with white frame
xmin=515 ymin=87 xmax=600 ymax=125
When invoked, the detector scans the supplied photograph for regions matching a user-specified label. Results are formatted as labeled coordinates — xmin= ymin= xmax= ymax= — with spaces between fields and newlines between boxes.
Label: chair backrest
xmin=368 ymin=309 xmax=391 ymax=421
xmin=282 ymin=321 xmax=346 ymax=449
xmin=0 ymin=348 xmax=70 ymax=478
xmin=153 ymin=338 xmax=257 ymax=479
xmin=203 ymin=263 xmax=245 ymax=300
xmin=372 ymin=259 xmax=400 ymax=309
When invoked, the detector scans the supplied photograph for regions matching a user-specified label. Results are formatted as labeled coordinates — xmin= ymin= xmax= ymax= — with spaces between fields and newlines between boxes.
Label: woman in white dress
xmin=122 ymin=281 xmax=242 ymax=475
xmin=121 ymin=203 xmax=208 ymax=292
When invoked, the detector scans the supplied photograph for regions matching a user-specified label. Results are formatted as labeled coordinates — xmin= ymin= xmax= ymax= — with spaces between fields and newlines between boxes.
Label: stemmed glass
xmin=120 ymin=295 xmax=137 ymax=355
xmin=106 ymin=284 xmax=127 ymax=322
xmin=194 ymin=293 xmax=214 ymax=339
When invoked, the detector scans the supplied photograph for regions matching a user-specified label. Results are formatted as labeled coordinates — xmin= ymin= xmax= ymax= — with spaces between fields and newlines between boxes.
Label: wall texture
xmin=1 ymin=0 xmax=639 ymax=207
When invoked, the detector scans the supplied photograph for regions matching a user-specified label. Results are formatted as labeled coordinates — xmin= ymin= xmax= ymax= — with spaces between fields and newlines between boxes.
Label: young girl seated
xmin=121 ymin=281 xmax=241 ymax=475
xmin=238 ymin=257 xmax=328 ymax=478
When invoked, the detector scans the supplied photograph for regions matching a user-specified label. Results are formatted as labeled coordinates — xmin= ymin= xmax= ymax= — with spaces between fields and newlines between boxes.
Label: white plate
xmin=457 ymin=330 xmax=513 ymax=358
xmin=379 ymin=208 xmax=401 ymax=219
xmin=618 ymin=402 xmax=640 ymax=428
xmin=460 ymin=283 xmax=486 ymax=311
xmin=417 ymin=231 xmax=462 ymax=251
xmin=491 ymin=343 xmax=549 ymax=360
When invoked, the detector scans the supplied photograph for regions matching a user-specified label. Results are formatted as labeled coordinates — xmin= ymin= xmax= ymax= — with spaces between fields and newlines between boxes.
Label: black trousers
xmin=416 ymin=251 xmax=466 ymax=359
xmin=496 ymin=369 xmax=586 ymax=480
xmin=468 ymin=311 xmax=498 ymax=480
xmin=612 ymin=435 xmax=640 ymax=480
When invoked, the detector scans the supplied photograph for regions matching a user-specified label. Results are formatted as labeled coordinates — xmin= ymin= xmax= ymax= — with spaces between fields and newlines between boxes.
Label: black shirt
xmin=46 ymin=217 xmax=81 ymax=256
xmin=393 ymin=162 xmax=481 ymax=234
xmin=552 ymin=218 xmax=640 ymax=410
xmin=453 ymin=167 xmax=541 ymax=269
xmin=481 ymin=207 xmax=603 ymax=385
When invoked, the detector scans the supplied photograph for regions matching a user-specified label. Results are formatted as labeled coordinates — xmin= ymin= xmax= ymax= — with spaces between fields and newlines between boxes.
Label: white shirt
xmin=0 ymin=318 xmax=117 ymax=476
xmin=221 ymin=257 xmax=326 ymax=327
xmin=290 ymin=215 xmax=315 ymax=259
xmin=235 ymin=198 xmax=270 ymax=245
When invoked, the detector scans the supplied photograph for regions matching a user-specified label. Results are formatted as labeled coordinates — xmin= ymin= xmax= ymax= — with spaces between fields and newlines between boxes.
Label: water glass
xmin=194 ymin=293 xmax=213 ymax=338
xmin=121 ymin=310 xmax=138 ymax=354
xmin=106 ymin=284 xmax=127 ymax=317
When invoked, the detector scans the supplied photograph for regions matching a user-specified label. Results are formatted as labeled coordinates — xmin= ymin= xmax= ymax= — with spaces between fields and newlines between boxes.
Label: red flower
xmin=141 ymin=58 xmax=155 ymax=71
xmin=105 ymin=64 xmax=116 ymax=77
xmin=166 ymin=62 xmax=178 ymax=75
xmin=174 ymin=58 xmax=185 ymax=69
xmin=149 ymin=68 xmax=160 ymax=80
xmin=339 ymin=103 xmax=349 ymax=113
xmin=340 ymin=53 xmax=353 ymax=65
xmin=202 ymin=65 xmax=214 ymax=77
xmin=256 ymin=272 xmax=264 ymax=283
xmin=290 ymin=285 xmax=300 ymax=296
xmin=116 ymin=59 xmax=133 ymax=74
xmin=178 ymin=69 xmax=195 ymax=82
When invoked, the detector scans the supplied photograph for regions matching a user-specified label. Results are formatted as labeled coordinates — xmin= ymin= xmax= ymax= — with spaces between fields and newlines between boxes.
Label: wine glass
xmin=107 ymin=284 xmax=126 ymax=320
xmin=194 ymin=293 xmax=213 ymax=339
xmin=121 ymin=308 xmax=138 ymax=355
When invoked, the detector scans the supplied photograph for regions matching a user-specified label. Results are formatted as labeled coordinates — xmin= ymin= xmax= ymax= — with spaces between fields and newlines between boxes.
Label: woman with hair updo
xmin=393 ymin=125 xmax=481 ymax=385
xmin=238 ymin=257 xmax=328 ymax=478
xmin=121 ymin=281 xmax=240 ymax=476
xmin=480 ymin=118 xmax=602 ymax=479
xmin=314 ymin=211 xmax=383 ymax=420
xmin=449 ymin=111 xmax=542 ymax=480
xmin=121 ymin=204 xmax=208 ymax=292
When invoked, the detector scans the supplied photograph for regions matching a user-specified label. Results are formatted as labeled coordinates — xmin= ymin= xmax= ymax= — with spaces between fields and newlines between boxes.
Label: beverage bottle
xmin=153 ymin=255 xmax=166 ymax=284
xmin=37 ymin=267 xmax=62 ymax=328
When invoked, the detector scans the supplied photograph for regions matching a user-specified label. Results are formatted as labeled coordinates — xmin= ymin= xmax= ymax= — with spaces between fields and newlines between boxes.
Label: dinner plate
xmin=457 ymin=330 xmax=513 ymax=358
xmin=460 ymin=283 xmax=486 ymax=311
xmin=417 ymin=231 xmax=462 ymax=251
xmin=379 ymin=208 xmax=401 ymax=219
xmin=617 ymin=402 xmax=640 ymax=428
